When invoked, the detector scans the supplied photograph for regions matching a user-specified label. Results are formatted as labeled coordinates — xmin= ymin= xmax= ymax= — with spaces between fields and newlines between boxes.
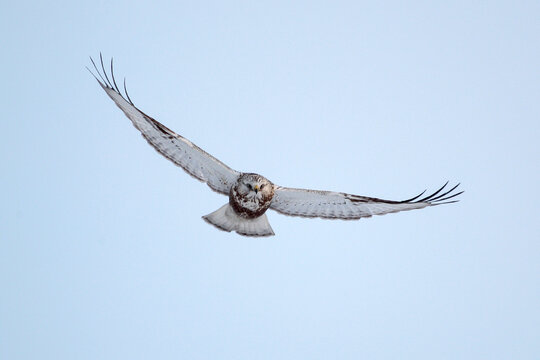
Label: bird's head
xmin=237 ymin=173 xmax=273 ymax=199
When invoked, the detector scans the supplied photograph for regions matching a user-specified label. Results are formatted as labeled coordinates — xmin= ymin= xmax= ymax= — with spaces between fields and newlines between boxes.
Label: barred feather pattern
xmin=270 ymin=182 xmax=462 ymax=220
xmin=88 ymin=55 xmax=240 ymax=195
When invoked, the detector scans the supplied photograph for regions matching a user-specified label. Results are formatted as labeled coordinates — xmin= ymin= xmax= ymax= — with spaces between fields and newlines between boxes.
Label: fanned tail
xmin=202 ymin=204 xmax=275 ymax=237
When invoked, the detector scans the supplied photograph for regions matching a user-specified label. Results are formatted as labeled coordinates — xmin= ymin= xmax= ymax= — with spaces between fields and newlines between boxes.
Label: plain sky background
xmin=1 ymin=1 xmax=539 ymax=359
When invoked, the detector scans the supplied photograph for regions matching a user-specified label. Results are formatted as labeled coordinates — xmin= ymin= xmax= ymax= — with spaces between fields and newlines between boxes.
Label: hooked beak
xmin=254 ymin=185 xmax=259 ymax=193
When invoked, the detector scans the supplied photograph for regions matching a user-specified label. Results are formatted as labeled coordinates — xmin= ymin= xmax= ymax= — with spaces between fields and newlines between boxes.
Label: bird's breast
xmin=229 ymin=186 xmax=273 ymax=219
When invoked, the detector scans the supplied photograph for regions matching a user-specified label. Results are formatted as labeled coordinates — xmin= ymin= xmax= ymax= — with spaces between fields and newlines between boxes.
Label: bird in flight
xmin=88 ymin=55 xmax=462 ymax=237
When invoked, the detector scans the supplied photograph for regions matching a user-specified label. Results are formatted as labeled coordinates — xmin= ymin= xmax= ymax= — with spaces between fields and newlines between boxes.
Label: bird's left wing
xmin=270 ymin=182 xmax=462 ymax=219
xmin=88 ymin=55 xmax=240 ymax=195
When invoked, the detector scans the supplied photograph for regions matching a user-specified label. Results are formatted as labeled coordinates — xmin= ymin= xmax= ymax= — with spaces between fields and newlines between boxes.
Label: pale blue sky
xmin=1 ymin=1 xmax=539 ymax=359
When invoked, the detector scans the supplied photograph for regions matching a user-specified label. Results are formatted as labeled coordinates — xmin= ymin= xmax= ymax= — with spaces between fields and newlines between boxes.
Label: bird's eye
xmin=246 ymin=183 xmax=252 ymax=190
xmin=260 ymin=184 xmax=265 ymax=189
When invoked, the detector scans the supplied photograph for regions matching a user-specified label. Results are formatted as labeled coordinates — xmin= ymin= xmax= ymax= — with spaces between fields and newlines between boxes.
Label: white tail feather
xmin=202 ymin=204 xmax=275 ymax=237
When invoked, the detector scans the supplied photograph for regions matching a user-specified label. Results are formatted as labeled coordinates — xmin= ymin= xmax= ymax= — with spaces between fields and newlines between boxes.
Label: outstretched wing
xmin=270 ymin=182 xmax=462 ymax=219
xmin=88 ymin=55 xmax=240 ymax=195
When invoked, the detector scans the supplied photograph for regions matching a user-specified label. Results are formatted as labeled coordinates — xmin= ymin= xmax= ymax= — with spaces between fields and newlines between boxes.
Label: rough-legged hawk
xmin=89 ymin=55 xmax=462 ymax=237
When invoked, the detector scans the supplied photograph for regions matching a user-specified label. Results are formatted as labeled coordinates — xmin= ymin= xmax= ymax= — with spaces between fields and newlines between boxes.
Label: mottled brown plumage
xmin=229 ymin=173 xmax=274 ymax=219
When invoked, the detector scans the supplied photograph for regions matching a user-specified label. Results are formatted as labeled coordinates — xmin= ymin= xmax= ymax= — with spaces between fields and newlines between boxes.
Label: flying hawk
xmin=89 ymin=55 xmax=462 ymax=237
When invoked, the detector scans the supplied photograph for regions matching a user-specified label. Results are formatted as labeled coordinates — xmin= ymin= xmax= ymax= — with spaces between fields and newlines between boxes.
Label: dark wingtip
xmin=99 ymin=53 xmax=113 ymax=88
xmin=400 ymin=189 xmax=427 ymax=203
xmin=110 ymin=57 xmax=121 ymax=93
xmin=428 ymin=183 xmax=461 ymax=202
xmin=435 ymin=190 xmax=464 ymax=203
xmin=85 ymin=65 xmax=99 ymax=81
xmin=403 ymin=182 xmax=463 ymax=205
xmin=123 ymin=77 xmax=134 ymax=105
xmin=89 ymin=55 xmax=107 ymax=85
xmin=89 ymin=54 xmax=136 ymax=106
xmin=418 ymin=181 xmax=449 ymax=202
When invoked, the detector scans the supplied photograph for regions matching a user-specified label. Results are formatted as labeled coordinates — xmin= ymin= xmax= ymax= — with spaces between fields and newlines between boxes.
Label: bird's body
xmin=228 ymin=173 xmax=274 ymax=219
xmin=202 ymin=173 xmax=276 ymax=237
xmin=89 ymin=55 xmax=462 ymax=237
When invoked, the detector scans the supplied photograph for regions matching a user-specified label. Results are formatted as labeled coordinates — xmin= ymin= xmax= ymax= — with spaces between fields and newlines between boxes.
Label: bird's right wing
xmin=270 ymin=182 xmax=462 ymax=219
xmin=89 ymin=55 xmax=240 ymax=195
